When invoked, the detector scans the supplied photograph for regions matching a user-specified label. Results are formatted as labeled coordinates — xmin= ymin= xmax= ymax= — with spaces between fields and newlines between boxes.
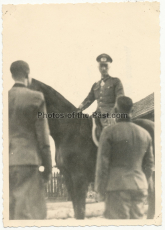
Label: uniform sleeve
xmin=95 ymin=128 xmax=111 ymax=196
xmin=79 ymin=84 xmax=96 ymax=111
xmin=35 ymin=97 xmax=52 ymax=180
xmin=115 ymin=78 xmax=124 ymax=98
xmin=142 ymin=137 xmax=154 ymax=181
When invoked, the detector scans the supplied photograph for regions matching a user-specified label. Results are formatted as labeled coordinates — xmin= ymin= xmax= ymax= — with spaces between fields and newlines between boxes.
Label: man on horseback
xmin=77 ymin=53 xmax=124 ymax=128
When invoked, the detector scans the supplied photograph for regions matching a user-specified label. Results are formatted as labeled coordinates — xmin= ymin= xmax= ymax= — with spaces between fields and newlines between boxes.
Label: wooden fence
xmin=45 ymin=172 xmax=96 ymax=202
xmin=45 ymin=172 xmax=69 ymax=201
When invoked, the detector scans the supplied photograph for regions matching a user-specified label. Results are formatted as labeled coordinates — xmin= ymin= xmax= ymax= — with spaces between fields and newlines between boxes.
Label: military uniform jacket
xmin=95 ymin=119 xmax=154 ymax=195
xmin=81 ymin=75 xmax=124 ymax=113
xmin=9 ymin=83 xmax=52 ymax=170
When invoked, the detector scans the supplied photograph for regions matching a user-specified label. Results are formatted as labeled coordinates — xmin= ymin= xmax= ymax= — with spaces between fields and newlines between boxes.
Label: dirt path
xmin=47 ymin=201 xmax=104 ymax=219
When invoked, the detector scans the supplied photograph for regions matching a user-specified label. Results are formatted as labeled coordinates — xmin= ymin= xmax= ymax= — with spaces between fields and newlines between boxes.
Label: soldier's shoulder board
xmin=111 ymin=77 xmax=121 ymax=84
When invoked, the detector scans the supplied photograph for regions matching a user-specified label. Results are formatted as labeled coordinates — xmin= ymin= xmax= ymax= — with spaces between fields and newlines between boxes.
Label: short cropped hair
xmin=117 ymin=96 xmax=133 ymax=113
xmin=10 ymin=60 xmax=30 ymax=76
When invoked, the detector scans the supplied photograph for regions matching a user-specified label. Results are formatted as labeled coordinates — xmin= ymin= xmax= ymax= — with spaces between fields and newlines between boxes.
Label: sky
xmin=3 ymin=3 xmax=160 ymax=165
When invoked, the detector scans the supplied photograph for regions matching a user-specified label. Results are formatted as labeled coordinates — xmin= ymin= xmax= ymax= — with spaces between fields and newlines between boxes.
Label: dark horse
xmin=30 ymin=78 xmax=155 ymax=219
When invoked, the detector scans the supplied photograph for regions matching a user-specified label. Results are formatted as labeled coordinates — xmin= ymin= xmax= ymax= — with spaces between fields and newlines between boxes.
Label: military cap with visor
xmin=96 ymin=53 xmax=113 ymax=63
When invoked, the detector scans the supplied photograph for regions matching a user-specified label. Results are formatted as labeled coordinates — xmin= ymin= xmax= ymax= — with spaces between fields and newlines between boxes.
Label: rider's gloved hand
xmin=77 ymin=104 xmax=83 ymax=113
xmin=77 ymin=109 xmax=82 ymax=113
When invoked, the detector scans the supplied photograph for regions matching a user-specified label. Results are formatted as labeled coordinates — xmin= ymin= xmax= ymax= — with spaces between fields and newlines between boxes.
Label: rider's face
xmin=99 ymin=63 xmax=109 ymax=75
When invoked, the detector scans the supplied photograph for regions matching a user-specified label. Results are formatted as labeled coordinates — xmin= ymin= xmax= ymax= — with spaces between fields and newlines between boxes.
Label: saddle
xmin=91 ymin=115 xmax=116 ymax=147
xmin=79 ymin=114 xmax=109 ymax=147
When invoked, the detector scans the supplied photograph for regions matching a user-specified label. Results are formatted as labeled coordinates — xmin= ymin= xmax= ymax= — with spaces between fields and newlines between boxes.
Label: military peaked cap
xmin=96 ymin=53 xmax=113 ymax=63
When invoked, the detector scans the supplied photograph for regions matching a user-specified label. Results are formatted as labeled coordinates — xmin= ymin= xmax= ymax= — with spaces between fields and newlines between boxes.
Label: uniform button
xmin=100 ymin=97 xmax=102 ymax=99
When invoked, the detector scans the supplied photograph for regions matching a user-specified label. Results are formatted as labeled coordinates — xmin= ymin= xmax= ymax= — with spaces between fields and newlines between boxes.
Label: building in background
xmin=132 ymin=93 xmax=154 ymax=121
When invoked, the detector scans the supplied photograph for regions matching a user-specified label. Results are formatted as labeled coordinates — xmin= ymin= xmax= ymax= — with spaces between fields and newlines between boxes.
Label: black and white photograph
xmin=2 ymin=1 xmax=162 ymax=227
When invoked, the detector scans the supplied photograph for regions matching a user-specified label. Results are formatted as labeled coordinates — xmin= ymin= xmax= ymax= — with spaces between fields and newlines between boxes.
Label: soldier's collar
xmin=116 ymin=116 xmax=131 ymax=123
xmin=101 ymin=75 xmax=110 ymax=82
xmin=13 ymin=83 xmax=26 ymax=88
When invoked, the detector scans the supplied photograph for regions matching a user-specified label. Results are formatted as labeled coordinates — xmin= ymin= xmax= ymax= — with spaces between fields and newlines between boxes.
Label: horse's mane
xmin=30 ymin=78 xmax=77 ymax=113
xmin=30 ymin=78 xmax=92 ymax=140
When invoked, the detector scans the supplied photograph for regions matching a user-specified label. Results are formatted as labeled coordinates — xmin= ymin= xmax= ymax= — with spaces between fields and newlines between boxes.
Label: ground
xmin=46 ymin=200 xmax=148 ymax=220
xmin=46 ymin=201 xmax=104 ymax=219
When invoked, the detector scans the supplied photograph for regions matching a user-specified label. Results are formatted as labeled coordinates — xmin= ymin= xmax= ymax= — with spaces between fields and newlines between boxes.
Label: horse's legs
xmin=62 ymin=169 xmax=88 ymax=219
xmin=71 ymin=173 xmax=88 ymax=219
xmin=62 ymin=171 xmax=77 ymax=214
